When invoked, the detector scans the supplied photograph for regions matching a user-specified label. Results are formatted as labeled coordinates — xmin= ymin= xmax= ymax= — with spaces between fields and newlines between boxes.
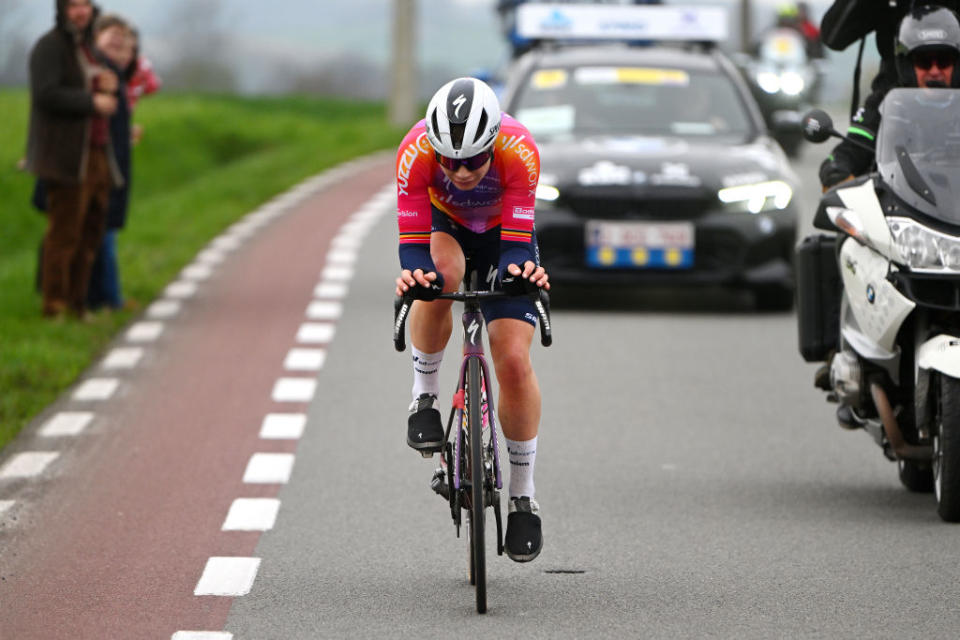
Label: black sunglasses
xmin=914 ymin=51 xmax=957 ymax=71
xmin=435 ymin=149 xmax=493 ymax=172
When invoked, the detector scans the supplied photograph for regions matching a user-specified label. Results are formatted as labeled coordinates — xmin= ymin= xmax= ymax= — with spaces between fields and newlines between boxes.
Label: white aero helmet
xmin=425 ymin=77 xmax=502 ymax=159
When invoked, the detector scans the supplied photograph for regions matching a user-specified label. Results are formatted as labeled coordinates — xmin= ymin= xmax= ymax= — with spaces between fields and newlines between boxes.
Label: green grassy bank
xmin=0 ymin=90 xmax=402 ymax=451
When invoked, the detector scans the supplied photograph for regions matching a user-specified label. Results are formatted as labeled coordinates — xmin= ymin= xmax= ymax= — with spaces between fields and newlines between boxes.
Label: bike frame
xmin=452 ymin=295 xmax=502 ymax=494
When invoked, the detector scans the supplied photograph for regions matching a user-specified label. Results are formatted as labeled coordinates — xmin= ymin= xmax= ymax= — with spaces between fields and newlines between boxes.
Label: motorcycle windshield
xmin=878 ymin=88 xmax=960 ymax=225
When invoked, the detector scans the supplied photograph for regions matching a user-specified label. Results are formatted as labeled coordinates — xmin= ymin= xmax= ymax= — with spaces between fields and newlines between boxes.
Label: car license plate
xmin=585 ymin=220 xmax=694 ymax=269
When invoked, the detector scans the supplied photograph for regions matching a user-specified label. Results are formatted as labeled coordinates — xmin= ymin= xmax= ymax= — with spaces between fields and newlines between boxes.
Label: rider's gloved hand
xmin=408 ymin=273 xmax=445 ymax=301
xmin=500 ymin=261 xmax=549 ymax=296
xmin=819 ymin=159 xmax=855 ymax=192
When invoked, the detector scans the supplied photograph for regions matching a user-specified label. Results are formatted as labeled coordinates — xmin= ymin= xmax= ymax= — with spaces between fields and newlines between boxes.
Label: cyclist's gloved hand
xmin=500 ymin=269 xmax=540 ymax=297
xmin=408 ymin=273 xmax=445 ymax=301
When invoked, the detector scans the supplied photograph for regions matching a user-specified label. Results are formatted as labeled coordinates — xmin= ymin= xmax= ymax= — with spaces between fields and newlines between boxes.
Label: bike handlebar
xmin=393 ymin=288 xmax=552 ymax=352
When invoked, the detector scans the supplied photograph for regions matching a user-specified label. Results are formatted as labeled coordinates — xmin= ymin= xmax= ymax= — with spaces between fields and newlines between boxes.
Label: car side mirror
xmin=801 ymin=109 xmax=836 ymax=143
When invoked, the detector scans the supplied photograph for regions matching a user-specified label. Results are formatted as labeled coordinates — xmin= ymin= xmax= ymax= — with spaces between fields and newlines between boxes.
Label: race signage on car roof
xmin=516 ymin=4 xmax=729 ymax=42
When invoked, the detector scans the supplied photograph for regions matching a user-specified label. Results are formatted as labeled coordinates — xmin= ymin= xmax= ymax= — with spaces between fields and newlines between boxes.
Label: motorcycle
xmin=798 ymin=89 xmax=960 ymax=522
xmin=739 ymin=28 xmax=823 ymax=157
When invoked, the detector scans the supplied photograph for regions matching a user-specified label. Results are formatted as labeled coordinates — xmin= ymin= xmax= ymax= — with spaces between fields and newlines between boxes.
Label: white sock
xmin=411 ymin=347 xmax=443 ymax=401
xmin=505 ymin=436 xmax=537 ymax=499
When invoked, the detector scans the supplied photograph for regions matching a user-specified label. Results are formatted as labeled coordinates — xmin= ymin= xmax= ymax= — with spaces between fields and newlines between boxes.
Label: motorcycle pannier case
xmin=796 ymin=233 xmax=841 ymax=362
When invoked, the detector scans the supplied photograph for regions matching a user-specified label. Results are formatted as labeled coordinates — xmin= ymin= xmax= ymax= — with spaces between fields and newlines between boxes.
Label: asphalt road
xmin=5 ymin=138 xmax=960 ymax=639
xmin=225 ymin=140 xmax=960 ymax=638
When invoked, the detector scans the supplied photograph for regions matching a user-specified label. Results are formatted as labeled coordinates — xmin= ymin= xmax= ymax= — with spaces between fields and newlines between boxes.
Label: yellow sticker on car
xmin=575 ymin=67 xmax=690 ymax=86
xmin=531 ymin=69 xmax=568 ymax=90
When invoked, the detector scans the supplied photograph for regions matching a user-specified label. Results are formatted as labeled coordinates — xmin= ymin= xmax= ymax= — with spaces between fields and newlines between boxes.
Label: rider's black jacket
xmin=819 ymin=0 xmax=960 ymax=188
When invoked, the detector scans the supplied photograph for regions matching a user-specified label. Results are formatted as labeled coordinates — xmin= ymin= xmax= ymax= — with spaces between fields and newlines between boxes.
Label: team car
xmin=499 ymin=40 xmax=800 ymax=310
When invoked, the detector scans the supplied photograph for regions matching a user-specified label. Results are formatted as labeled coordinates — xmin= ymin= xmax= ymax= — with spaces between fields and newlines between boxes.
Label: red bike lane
xmin=0 ymin=156 xmax=393 ymax=639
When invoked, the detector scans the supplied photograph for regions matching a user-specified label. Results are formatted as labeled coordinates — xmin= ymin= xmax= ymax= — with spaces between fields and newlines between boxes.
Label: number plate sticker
xmin=585 ymin=220 xmax=694 ymax=269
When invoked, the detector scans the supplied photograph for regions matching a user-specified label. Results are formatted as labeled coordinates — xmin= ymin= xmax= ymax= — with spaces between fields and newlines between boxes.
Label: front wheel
xmin=467 ymin=357 xmax=487 ymax=612
xmin=934 ymin=375 xmax=960 ymax=521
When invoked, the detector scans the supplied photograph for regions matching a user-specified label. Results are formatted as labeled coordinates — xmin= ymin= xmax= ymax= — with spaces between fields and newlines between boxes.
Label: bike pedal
xmin=420 ymin=450 xmax=437 ymax=459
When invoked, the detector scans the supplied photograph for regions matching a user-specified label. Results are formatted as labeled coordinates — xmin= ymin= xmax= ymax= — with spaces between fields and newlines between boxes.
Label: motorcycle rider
xmin=820 ymin=5 xmax=960 ymax=190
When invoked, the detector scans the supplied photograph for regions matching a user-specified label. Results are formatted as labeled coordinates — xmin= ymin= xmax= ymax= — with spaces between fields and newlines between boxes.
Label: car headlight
xmin=780 ymin=71 xmax=805 ymax=96
xmin=888 ymin=217 xmax=960 ymax=271
xmin=536 ymin=184 xmax=560 ymax=202
xmin=756 ymin=71 xmax=780 ymax=94
xmin=717 ymin=180 xmax=792 ymax=214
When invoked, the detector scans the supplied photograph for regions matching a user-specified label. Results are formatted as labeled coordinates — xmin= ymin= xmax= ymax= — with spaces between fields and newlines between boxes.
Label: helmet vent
xmin=450 ymin=122 xmax=465 ymax=151
xmin=474 ymin=111 xmax=488 ymax=144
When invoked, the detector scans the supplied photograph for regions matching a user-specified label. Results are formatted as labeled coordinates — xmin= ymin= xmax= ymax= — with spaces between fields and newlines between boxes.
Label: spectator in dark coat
xmin=25 ymin=0 xmax=122 ymax=319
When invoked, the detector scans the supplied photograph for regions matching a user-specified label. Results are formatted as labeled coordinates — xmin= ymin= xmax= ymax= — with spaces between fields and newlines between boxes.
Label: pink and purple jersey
xmin=395 ymin=114 xmax=540 ymax=276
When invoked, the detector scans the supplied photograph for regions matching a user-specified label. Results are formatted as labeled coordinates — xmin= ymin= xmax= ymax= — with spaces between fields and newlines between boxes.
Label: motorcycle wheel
xmin=898 ymin=459 xmax=934 ymax=493
xmin=934 ymin=374 xmax=960 ymax=521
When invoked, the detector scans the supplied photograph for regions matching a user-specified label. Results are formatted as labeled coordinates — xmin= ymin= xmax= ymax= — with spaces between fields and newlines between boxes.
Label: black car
xmin=500 ymin=44 xmax=800 ymax=309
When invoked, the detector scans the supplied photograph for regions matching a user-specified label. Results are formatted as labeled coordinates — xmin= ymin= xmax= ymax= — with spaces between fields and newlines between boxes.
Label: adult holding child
xmin=25 ymin=0 xmax=123 ymax=319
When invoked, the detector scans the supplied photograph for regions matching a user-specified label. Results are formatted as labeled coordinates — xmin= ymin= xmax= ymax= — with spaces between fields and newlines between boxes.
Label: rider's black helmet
xmin=895 ymin=5 xmax=960 ymax=88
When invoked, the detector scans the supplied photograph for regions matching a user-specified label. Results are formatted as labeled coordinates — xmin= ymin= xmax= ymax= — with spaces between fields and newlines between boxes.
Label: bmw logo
xmin=866 ymin=284 xmax=876 ymax=304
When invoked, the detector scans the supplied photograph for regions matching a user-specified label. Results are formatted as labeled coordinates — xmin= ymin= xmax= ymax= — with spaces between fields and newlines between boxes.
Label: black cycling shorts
xmin=431 ymin=205 xmax=539 ymax=328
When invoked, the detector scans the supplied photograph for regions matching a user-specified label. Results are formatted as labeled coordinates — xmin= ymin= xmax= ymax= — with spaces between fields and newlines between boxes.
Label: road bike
xmin=393 ymin=273 xmax=551 ymax=613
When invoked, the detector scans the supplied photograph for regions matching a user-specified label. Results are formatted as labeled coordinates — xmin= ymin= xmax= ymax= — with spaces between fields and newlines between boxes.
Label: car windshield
xmin=877 ymin=88 xmax=960 ymax=225
xmin=512 ymin=65 xmax=753 ymax=141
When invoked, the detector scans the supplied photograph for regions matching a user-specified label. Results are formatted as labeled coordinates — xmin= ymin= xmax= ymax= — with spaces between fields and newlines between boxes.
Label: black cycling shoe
xmin=407 ymin=393 xmax=444 ymax=453
xmin=505 ymin=496 xmax=542 ymax=563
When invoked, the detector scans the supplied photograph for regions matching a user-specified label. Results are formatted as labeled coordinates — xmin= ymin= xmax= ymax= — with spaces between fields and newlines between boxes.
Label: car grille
xmin=562 ymin=191 xmax=716 ymax=221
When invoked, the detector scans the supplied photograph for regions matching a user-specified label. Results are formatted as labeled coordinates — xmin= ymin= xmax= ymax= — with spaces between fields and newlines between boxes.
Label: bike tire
xmin=467 ymin=356 xmax=487 ymax=613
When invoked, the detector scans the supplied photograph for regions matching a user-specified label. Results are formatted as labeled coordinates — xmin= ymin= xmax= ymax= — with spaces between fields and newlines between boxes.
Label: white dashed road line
xmin=305 ymin=301 xmax=342 ymax=320
xmin=242 ymin=453 xmax=295 ymax=484
xmin=313 ymin=281 xmax=348 ymax=299
xmin=283 ymin=348 xmax=326 ymax=372
xmin=102 ymin=347 xmax=145 ymax=369
xmin=222 ymin=498 xmax=281 ymax=531
xmin=147 ymin=300 xmax=182 ymax=319
xmin=39 ymin=412 xmax=94 ymax=438
xmin=72 ymin=378 xmax=119 ymax=401
xmin=172 ymin=632 xmax=234 ymax=640
xmin=0 ymin=452 xmax=60 ymax=479
xmin=296 ymin=322 xmax=335 ymax=344
xmin=271 ymin=378 xmax=317 ymax=403
xmin=165 ymin=281 xmax=198 ymax=299
xmin=193 ymin=557 xmax=261 ymax=596
xmin=259 ymin=414 xmax=307 ymax=440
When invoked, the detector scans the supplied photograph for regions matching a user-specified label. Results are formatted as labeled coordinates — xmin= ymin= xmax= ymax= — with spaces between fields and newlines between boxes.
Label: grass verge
xmin=0 ymin=90 xmax=402 ymax=451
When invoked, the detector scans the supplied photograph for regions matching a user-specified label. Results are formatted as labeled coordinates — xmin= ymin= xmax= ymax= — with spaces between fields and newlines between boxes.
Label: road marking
xmin=102 ymin=347 xmax=144 ymax=369
xmin=194 ymin=557 xmax=261 ymax=596
xmin=296 ymin=322 xmax=335 ymax=344
xmin=211 ymin=235 xmax=243 ymax=252
xmin=339 ymin=220 xmax=372 ymax=237
xmin=260 ymin=413 xmax=307 ymax=440
xmin=243 ymin=453 xmax=295 ymax=484
xmin=283 ymin=348 xmax=326 ymax=372
xmin=331 ymin=234 xmax=362 ymax=249
xmin=271 ymin=378 xmax=316 ymax=402
xmin=314 ymin=281 xmax=348 ymax=299
xmin=73 ymin=378 xmax=119 ymax=401
xmin=172 ymin=632 xmax=233 ymax=640
xmin=305 ymin=301 xmax=342 ymax=321
xmin=195 ymin=249 xmax=226 ymax=265
xmin=321 ymin=265 xmax=353 ymax=282
xmin=0 ymin=500 xmax=14 ymax=516
xmin=126 ymin=322 xmax=164 ymax=343
xmin=222 ymin=498 xmax=281 ymax=531
xmin=165 ymin=281 xmax=198 ymax=299
xmin=147 ymin=299 xmax=181 ymax=319
xmin=39 ymin=412 xmax=94 ymax=437
xmin=0 ymin=452 xmax=60 ymax=479
xmin=182 ymin=264 xmax=214 ymax=281
xmin=326 ymin=249 xmax=357 ymax=265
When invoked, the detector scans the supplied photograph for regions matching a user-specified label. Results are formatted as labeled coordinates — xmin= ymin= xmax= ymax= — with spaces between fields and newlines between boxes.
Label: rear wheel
xmin=467 ymin=357 xmax=487 ymax=612
xmin=934 ymin=375 xmax=960 ymax=521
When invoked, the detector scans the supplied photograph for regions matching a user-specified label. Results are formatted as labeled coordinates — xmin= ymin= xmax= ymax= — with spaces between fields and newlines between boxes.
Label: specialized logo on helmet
xmin=920 ymin=29 xmax=948 ymax=40
xmin=453 ymin=94 xmax=467 ymax=119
